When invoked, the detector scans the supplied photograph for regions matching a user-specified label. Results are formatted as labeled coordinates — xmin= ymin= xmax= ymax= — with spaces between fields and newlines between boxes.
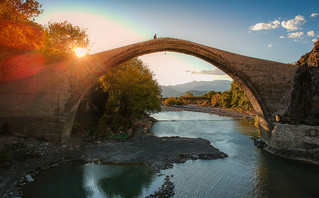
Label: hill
xmin=161 ymin=80 xmax=232 ymax=97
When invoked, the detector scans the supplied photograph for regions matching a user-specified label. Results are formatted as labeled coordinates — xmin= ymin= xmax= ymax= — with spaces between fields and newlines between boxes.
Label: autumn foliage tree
xmin=0 ymin=0 xmax=89 ymax=62
xmin=210 ymin=93 xmax=221 ymax=107
xmin=163 ymin=96 xmax=186 ymax=106
xmin=0 ymin=0 xmax=44 ymax=52
xmin=0 ymin=0 xmax=43 ymax=23
xmin=0 ymin=0 xmax=90 ymax=83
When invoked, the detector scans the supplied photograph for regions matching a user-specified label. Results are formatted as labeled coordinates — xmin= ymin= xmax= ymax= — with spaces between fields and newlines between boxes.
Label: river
xmin=22 ymin=111 xmax=319 ymax=198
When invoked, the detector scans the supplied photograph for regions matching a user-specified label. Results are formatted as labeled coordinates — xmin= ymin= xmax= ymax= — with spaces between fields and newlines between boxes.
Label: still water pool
xmin=22 ymin=162 xmax=165 ymax=198
xmin=23 ymin=111 xmax=319 ymax=198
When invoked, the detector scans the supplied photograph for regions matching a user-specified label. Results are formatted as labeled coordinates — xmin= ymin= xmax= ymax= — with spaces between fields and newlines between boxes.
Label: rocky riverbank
xmin=1 ymin=105 xmax=250 ymax=197
xmin=0 ymin=123 xmax=227 ymax=198
xmin=161 ymin=104 xmax=255 ymax=120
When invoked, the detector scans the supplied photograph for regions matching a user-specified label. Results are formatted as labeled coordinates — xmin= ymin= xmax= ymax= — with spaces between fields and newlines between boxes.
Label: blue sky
xmin=37 ymin=0 xmax=319 ymax=85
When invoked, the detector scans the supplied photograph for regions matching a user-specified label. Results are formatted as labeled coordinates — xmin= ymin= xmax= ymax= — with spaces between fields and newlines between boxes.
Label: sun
xmin=74 ymin=47 xmax=88 ymax=57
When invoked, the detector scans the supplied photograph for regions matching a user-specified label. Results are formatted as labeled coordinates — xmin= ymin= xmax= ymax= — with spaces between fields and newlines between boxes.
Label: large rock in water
xmin=282 ymin=41 xmax=319 ymax=125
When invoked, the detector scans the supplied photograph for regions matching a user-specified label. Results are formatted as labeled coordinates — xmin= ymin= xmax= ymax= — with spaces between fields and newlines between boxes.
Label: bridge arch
xmin=0 ymin=38 xmax=297 ymax=142
xmin=79 ymin=38 xmax=296 ymax=132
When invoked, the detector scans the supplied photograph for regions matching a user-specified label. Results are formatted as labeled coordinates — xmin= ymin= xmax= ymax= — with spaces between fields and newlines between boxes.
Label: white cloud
xmin=307 ymin=31 xmax=315 ymax=37
xmin=281 ymin=15 xmax=306 ymax=31
xmin=268 ymin=44 xmax=272 ymax=47
xmin=279 ymin=36 xmax=285 ymax=38
xmin=250 ymin=20 xmax=280 ymax=31
xmin=311 ymin=13 xmax=319 ymax=18
xmin=185 ymin=69 xmax=226 ymax=75
xmin=313 ymin=38 xmax=318 ymax=43
xmin=288 ymin=32 xmax=304 ymax=38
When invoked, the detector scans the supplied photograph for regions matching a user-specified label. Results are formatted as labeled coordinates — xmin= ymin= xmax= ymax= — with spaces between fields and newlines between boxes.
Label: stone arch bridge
xmin=0 ymin=38 xmax=297 ymax=143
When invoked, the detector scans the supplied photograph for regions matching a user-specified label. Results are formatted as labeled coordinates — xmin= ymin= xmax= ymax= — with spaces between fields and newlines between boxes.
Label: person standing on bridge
xmin=154 ymin=34 xmax=157 ymax=39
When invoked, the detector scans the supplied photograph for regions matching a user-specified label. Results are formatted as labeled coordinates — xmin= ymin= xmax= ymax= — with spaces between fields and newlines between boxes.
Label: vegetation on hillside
xmin=163 ymin=96 xmax=187 ymax=106
xmin=163 ymin=81 xmax=253 ymax=111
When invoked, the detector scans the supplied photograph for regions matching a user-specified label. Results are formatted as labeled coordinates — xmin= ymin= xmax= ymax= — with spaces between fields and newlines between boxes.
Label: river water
xmin=22 ymin=111 xmax=319 ymax=198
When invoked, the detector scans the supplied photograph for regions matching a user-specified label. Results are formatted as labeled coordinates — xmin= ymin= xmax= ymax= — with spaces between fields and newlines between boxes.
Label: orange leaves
xmin=0 ymin=18 xmax=45 ymax=51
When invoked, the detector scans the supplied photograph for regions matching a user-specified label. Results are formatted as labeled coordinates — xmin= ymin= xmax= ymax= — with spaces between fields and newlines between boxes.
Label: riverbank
xmin=0 ymin=105 xmax=252 ymax=197
xmin=161 ymin=104 xmax=256 ymax=119
xmin=0 ymin=123 xmax=227 ymax=197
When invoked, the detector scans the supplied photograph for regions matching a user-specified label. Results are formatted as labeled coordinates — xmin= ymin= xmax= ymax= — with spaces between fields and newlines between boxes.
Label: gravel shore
xmin=161 ymin=104 xmax=256 ymax=119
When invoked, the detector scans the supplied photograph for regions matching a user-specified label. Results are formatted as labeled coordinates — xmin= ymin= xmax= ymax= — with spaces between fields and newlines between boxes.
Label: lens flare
xmin=74 ymin=48 xmax=88 ymax=57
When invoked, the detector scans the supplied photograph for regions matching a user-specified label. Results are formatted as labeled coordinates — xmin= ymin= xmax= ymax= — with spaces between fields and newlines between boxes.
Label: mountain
xmin=160 ymin=86 xmax=183 ymax=98
xmin=161 ymin=80 xmax=232 ymax=97
xmin=188 ymin=90 xmax=208 ymax=97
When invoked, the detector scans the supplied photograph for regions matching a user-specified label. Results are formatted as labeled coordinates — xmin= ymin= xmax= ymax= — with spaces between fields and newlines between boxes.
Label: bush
xmin=163 ymin=97 xmax=177 ymax=106
xmin=211 ymin=93 xmax=221 ymax=107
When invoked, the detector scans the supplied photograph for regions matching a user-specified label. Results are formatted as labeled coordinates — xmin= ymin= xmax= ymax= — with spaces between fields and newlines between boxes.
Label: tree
xmin=184 ymin=91 xmax=194 ymax=97
xmin=42 ymin=21 xmax=90 ymax=62
xmin=211 ymin=93 xmax=221 ymax=107
xmin=99 ymin=58 xmax=161 ymax=131
xmin=229 ymin=82 xmax=253 ymax=111
xmin=163 ymin=97 xmax=177 ymax=106
xmin=0 ymin=0 xmax=43 ymax=23
xmin=0 ymin=0 xmax=44 ymax=52
xmin=202 ymin=91 xmax=216 ymax=100
xmin=219 ymin=90 xmax=232 ymax=108
xmin=176 ymin=96 xmax=185 ymax=106
xmin=217 ymin=81 xmax=253 ymax=111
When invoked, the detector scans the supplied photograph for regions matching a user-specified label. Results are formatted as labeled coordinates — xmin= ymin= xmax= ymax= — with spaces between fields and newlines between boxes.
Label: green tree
xmin=99 ymin=58 xmax=161 ymax=131
xmin=229 ymin=82 xmax=253 ymax=111
xmin=219 ymin=90 xmax=232 ymax=108
xmin=218 ymin=81 xmax=253 ymax=111
xmin=42 ymin=21 xmax=90 ymax=61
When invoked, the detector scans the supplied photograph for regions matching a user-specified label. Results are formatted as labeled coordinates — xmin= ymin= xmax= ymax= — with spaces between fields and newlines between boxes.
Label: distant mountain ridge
xmin=161 ymin=80 xmax=232 ymax=97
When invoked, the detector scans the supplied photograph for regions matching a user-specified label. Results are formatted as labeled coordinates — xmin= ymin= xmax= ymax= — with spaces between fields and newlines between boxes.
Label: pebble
xmin=25 ymin=175 xmax=34 ymax=182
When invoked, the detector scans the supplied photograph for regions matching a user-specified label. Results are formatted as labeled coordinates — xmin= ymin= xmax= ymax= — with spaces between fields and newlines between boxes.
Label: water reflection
xmin=22 ymin=162 xmax=160 ymax=198
xmin=86 ymin=165 xmax=155 ymax=198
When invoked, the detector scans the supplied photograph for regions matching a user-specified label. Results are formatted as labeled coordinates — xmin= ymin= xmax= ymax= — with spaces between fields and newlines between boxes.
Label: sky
xmin=37 ymin=0 xmax=319 ymax=85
